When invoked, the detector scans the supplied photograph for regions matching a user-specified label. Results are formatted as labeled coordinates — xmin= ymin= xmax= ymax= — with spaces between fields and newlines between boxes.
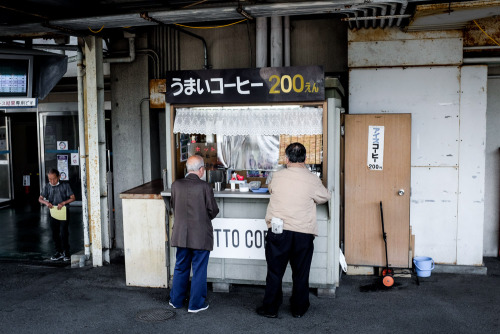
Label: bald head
xmin=186 ymin=155 xmax=205 ymax=178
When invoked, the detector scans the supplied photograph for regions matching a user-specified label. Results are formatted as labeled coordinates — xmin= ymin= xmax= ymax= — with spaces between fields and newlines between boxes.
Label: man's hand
xmin=47 ymin=202 xmax=53 ymax=209
xmin=57 ymin=203 xmax=64 ymax=210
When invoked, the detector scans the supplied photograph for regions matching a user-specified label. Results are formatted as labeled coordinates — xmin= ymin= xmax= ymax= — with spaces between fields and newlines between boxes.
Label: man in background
xmin=169 ymin=155 xmax=219 ymax=313
xmin=39 ymin=168 xmax=75 ymax=261
xmin=257 ymin=142 xmax=331 ymax=318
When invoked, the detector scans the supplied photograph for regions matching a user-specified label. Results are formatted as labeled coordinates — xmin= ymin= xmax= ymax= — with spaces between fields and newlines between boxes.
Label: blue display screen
xmin=0 ymin=59 xmax=29 ymax=97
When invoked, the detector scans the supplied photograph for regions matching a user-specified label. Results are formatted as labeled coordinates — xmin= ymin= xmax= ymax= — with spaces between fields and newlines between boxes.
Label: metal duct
xmin=340 ymin=1 xmax=410 ymax=29
xmin=152 ymin=25 xmax=180 ymax=76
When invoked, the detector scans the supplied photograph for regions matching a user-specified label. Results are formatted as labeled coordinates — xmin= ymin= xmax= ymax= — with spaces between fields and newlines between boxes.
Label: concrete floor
xmin=0 ymin=204 xmax=83 ymax=261
xmin=0 ymin=257 xmax=499 ymax=333
xmin=1 ymin=204 xmax=499 ymax=333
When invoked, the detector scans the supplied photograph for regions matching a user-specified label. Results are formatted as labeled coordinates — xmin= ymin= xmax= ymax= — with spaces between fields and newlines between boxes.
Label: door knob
xmin=398 ymin=189 xmax=405 ymax=196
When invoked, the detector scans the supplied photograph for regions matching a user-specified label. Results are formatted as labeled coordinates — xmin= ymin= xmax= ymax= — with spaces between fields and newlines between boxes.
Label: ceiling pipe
xmin=169 ymin=25 xmax=209 ymax=69
xmin=103 ymin=32 xmax=135 ymax=63
xmin=284 ymin=16 xmax=290 ymax=67
xmin=396 ymin=1 xmax=409 ymax=27
xmin=32 ymin=44 xmax=79 ymax=51
xmin=270 ymin=16 xmax=282 ymax=67
xmin=141 ymin=12 xmax=209 ymax=69
xmin=464 ymin=46 xmax=500 ymax=51
xmin=463 ymin=57 xmax=500 ymax=64
xmin=256 ymin=17 xmax=267 ymax=68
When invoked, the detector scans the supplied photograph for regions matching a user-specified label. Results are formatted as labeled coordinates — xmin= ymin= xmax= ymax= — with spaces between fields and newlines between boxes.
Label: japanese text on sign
xmin=171 ymin=77 xmax=264 ymax=96
xmin=210 ymin=218 xmax=268 ymax=260
xmin=367 ymin=125 xmax=385 ymax=170
xmin=166 ymin=66 xmax=324 ymax=104
xmin=0 ymin=98 xmax=37 ymax=108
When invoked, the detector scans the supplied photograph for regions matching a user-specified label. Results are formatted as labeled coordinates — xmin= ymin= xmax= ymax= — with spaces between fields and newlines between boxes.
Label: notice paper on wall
xmin=57 ymin=141 xmax=68 ymax=150
xmin=57 ymin=155 xmax=69 ymax=180
xmin=70 ymin=153 xmax=79 ymax=166
xmin=367 ymin=125 xmax=384 ymax=171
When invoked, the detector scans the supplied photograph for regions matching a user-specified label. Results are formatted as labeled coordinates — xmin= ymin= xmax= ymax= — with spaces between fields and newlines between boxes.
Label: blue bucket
xmin=413 ymin=256 xmax=435 ymax=277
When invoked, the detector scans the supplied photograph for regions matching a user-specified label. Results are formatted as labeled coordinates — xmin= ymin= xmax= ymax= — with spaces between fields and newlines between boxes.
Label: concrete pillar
xmin=111 ymin=35 xmax=151 ymax=250
xmin=84 ymin=36 xmax=108 ymax=266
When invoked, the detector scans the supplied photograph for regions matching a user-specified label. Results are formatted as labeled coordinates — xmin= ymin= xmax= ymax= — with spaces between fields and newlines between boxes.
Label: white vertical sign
xmin=367 ymin=125 xmax=384 ymax=170
xmin=71 ymin=153 xmax=79 ymax=166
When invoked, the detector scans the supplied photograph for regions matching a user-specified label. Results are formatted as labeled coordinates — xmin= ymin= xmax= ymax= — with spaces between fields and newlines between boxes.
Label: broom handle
xmin=380 ymin=201 xmax=389 ymax=268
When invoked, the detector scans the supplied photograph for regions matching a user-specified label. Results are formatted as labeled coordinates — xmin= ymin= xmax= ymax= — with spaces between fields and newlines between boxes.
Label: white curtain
xmin=173 ymin=106 xmax=323 ymax=136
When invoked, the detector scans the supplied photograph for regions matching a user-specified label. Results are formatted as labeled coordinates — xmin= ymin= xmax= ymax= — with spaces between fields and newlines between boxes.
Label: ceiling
xmin=0 ymin=0 xmax=498 ymax=39
xmin=0 ymin=0 xmax=423 ymax=38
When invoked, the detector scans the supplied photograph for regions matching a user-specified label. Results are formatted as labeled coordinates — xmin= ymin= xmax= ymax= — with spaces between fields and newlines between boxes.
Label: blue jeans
xmin=170 ymin=247 xmax=210 ymax=310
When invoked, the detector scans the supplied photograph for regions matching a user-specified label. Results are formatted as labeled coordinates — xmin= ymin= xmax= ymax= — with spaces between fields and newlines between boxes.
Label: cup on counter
xmin=231 ymin=182 xmax=236 ymax=191
xmin=215 ymin=182 xmax=222 ymax=192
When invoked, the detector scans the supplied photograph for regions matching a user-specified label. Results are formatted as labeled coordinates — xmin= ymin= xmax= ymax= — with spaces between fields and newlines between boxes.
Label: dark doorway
xmin=10 ymin=113 xmax=40 ymax=208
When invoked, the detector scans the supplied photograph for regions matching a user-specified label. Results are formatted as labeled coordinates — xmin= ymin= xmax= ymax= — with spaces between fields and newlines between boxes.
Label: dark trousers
xmin=170 ymin=247 xmax=210 ymax=310
xmin=50 ymin=209 xmax=70 ymax=255
xmin=262 ymin=229 xmax=315 ymax=315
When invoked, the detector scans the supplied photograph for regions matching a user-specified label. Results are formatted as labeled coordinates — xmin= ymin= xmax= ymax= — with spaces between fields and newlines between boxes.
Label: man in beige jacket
xmin=257 ymin=142 xmax=331 ymax=318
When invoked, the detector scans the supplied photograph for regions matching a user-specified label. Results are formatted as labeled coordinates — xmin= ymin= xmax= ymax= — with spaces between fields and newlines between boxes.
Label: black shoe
xmin=292 ymin=312 xmax=305 ymax=318
xmin=50 ymin=252 xmax=63 ymax=261
xmin=256 ymin=306 xmax=278 ymax=318
xmin=62 ymin=252 xmax=70 ymax=261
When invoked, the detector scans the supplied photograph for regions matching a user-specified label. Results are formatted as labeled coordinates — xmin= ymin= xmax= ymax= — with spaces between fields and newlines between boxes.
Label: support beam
xmin=76 ymin=49 xmax=90 ymax=260
xmin=84 ymin=36 xmax=108 ymax=266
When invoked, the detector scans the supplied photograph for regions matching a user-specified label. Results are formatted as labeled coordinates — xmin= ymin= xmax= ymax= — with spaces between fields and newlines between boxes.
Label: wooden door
xmin=344 ymin=114 xmax=411 ymax=268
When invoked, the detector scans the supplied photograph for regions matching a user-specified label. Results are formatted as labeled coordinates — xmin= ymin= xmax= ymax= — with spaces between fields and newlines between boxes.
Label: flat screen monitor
xmin=0 ymin=54 xmax=33 ymax=98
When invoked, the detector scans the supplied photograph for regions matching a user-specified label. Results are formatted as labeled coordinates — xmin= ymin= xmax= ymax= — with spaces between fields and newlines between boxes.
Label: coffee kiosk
xmin=121 ymin=66 xmax=342 ymax=296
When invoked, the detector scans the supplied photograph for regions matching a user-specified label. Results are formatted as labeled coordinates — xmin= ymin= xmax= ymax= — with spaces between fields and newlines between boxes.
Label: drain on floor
xmin=135 ymin=308 xmax=176 ymax=322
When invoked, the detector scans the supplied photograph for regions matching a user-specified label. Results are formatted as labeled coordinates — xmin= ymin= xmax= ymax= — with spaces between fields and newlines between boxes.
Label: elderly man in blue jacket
xmin=169 ymin=154 xmax=219 ymax=313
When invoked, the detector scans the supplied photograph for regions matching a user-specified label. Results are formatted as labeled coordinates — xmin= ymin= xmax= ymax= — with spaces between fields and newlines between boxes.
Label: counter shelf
xmin=161 ymin=189 xmax=271 ymax=199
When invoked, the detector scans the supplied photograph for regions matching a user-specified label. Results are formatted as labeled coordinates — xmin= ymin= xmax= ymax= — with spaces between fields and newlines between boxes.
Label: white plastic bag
xmin=339 ymin=248 xmax=348 ymax=273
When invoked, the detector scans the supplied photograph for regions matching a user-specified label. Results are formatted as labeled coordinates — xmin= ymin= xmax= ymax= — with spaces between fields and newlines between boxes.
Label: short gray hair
xmin=186 ymin=155 xmax=204 ymax=172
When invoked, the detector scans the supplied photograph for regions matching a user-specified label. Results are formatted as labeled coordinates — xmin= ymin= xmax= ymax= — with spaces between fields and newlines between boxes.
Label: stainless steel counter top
xmin=161 ymin=189 xmax=271 ymax=199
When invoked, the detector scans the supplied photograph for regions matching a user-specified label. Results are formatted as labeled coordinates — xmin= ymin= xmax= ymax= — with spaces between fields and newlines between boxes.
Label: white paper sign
xmin=367 ymin=125 xmax=384 ymax=170
xmin=71 ymin=153 xmax=79 ymax=166
xmin=210 ymin=218 xmax=268 ymax=260
xmin=57 ymin=155 xmax=69 ymax=180
xmin=57 ymin=141 xmax=68 ymax=150
xmin=0 ymin=98 xmax=37 ymax=107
